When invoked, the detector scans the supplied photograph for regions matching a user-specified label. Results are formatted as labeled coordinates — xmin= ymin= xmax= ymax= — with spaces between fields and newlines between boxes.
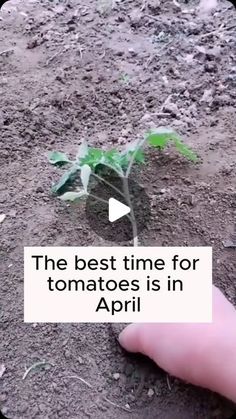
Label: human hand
xmin=119 ymin=286 xmax=236 ymax=402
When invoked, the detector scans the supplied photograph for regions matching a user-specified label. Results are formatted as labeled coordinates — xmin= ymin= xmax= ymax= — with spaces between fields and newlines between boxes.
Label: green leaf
xmin=147 ymin=128 xmax=197 ymax=162
xmin=146 ymin=128 xmax=178 ymax=148
xmin=173 ymin=139 xmax=197 ymax=162
xmin=59 ymin=191 xmax=87 ymax=202
xmin=80 ymin=164 xmax=91 ymax=193
xmin=104 ymin=149 xmax=120 ymax=164
xmin=51 ymin=165 xmax=80 ymax=194
xmin=49 ymin=151 xmax=70 ymax=166
xmin=80 ymin=148 xmax=104 ymax=169
xmin=133 ymin=149 xmax=145 ymax=163
xmin=120 ymin=150 xmax=145 ymax=167
xmin=80 ymin=148 xmax=124 ymax=173
xmin=102 ymin=150 xmax=123 ymax=172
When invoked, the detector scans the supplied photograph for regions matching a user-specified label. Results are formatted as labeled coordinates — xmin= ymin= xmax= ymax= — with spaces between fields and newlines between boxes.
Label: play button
xmin=85 ymin=165 xmax=150 ymax=243
xmin=109 ymin=198 xmax=130 ymax=222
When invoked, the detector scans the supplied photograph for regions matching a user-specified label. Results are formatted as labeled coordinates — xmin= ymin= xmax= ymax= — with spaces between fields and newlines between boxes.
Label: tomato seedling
xmin=49 ymin=128 xmax=197 ymax=246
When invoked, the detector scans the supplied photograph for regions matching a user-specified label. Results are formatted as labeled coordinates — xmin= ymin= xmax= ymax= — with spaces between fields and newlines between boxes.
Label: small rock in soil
xmin=163 ymin=102 xmax=179 ymax=117
xmin=0 ymin=214 xmax=6 ymax=224
xmin=147 ymin=388 xmax=155 ymax=397
xmin=129 ymin=8 xmax=142 ymax=26
xmin=1 ymin=407 xmax=8 ymax=415
xmin=0 ymin=393 xmax=7 ymax=403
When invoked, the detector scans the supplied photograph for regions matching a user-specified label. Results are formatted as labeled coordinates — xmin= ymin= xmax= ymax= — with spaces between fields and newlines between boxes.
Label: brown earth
xmin=0 ymin=0 xmax=236 ymax=418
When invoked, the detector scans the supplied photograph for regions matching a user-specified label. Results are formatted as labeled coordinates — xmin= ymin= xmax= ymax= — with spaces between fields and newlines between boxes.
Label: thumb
xmin=119 ymin=323 xmax=146 ymax=353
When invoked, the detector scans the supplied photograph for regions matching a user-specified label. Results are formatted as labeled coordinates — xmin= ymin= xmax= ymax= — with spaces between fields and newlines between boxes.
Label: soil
xmin=1 ymin=0 xmax=236 ymax=418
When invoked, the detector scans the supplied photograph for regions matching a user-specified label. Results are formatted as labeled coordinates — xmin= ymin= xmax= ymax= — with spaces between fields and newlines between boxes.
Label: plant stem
xmin=123 ymin=138 xmax=147 ymax=247
xmin=122 ymin=176 xmax=138 ymax=247
xmin=125 ymin=137 xmax=147 ymax=179
xmin=91 ymin=172 xmax=126 ymax=200
xmin=90 ymin=162 xmax=139 ymax=245
xmin=89 ymin=194 xmax=108 ymax=205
